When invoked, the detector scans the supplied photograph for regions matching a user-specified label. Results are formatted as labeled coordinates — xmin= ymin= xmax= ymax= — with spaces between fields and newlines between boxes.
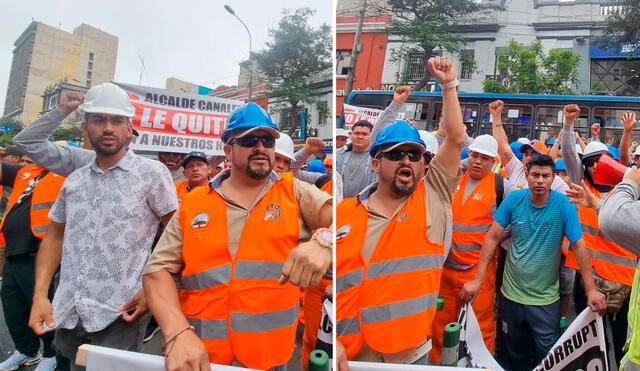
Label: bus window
xmin=534 ymin=106 xmax=590 ymax=144
xmin=431 ymin=102 xmax=480 ymax=134
xmin=593 ymin=107 xmax=640 ymax=148
xmin=405 ymin=102 xmax=429 ymax=131
xmin=478 ymin=104 xmax=533 ymax=141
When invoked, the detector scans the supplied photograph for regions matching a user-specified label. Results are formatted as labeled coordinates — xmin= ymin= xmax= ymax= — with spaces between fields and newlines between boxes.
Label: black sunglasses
xmin=583 ymin=158 xmax=599 ymax=167
xmin=231 ymin=135 xmax=276 ymax=148
xmin=377 ymin=149 xmax=422 ymax=162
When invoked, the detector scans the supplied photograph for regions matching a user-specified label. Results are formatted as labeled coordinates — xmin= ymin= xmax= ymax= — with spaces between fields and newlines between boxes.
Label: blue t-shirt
xmin=493 ymin=189 xmax=582 ymax=305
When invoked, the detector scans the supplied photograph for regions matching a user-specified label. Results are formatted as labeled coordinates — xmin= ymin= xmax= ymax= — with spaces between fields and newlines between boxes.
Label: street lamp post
xmin=224 ymin=5 xmax=253 ymax=102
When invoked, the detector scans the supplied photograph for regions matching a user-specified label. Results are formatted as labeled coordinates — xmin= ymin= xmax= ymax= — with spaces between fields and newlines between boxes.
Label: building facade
xmin=165 ymin=77 xmax=213 ymax=95
xmin=4 ymin=21 xmax=118 ymax=124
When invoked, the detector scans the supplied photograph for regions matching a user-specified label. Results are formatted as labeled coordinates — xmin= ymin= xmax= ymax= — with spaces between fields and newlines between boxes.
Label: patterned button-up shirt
xmin=49 ymin=150 xmax=178 ymax=332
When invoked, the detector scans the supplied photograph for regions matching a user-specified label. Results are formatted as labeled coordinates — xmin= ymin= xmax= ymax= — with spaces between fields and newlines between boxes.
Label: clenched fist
xmin=393 ymin=86 xmax=412 ymax=105
xmin=428 ymin=57 xmax=456 ymax=85
xmin=58 ymin=92 xmax=85 ymax=115
xmin=563 ymin=104 xmax=580 ymax=124
xmin=304 ymin=137 xmax=325 ymax=155
xmin=488 ymin=100 xmax=504 ymax=119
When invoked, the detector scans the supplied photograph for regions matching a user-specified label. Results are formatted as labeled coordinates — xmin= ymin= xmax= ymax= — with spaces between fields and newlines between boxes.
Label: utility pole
xmin=344 ymin=0 xmax=367 ymax=99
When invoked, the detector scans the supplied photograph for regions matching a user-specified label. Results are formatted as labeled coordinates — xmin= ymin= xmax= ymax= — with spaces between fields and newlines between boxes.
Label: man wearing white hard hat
xmin=274 ymin=133 xmax=327 ymax=185
xmin=418 ymin=130 xmax=439 ymax=174
xmin=27 ymin=83 xmax=178 ymax=370
xmin=431 ymin=134 xmax=515 ymax=363
xmin=336 ymin=128 xmax=349 ymax=149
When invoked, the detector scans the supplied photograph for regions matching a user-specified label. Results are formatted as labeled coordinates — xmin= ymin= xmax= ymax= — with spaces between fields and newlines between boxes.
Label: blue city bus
xmin=344 ymin=91 xmax=640 ymax=145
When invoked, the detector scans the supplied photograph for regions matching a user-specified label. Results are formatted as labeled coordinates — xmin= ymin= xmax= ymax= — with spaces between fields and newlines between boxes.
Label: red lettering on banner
xmin=131 ymin=102 xmax=225 ymax=138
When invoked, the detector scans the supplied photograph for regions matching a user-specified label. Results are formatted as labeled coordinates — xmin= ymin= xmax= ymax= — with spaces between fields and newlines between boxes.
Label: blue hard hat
xmin=510 ymin=141 xmax=523 ymax=159
xmin=555 ymin=159 xmax=566 ymax=171
xmin=547 ymin=137 xmax=556 ymax=146
xmin=307 ymin=159 xmax=326 ymax=174
xmin=608 ymin=145 xmax=620 ymax=161
xmin=369 ymin=120 xmax=425 ymax=157
xmin=461 ymin=146 xmax=468 ymax=160
xmin=221 ymin=102 xmax=280 ymax=144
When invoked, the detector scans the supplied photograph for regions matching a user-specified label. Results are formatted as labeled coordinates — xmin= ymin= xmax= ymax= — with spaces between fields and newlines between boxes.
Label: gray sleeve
xmin=370 ymin=101 xmax=402 ymax=141
xmin=599 ymin=179 xmax=640 ymax=256
xmin=290 ymin=148 xmax=311 ymax=173
xmin=435 ymin=132 xmax=471 ymax=147
xmin=561 ymin=124 xmax=583 ymax=184
xmin=295 ymin=170 xmax=324 ymax=184
xmin=14 ymin=109 xmax=95 ymax=177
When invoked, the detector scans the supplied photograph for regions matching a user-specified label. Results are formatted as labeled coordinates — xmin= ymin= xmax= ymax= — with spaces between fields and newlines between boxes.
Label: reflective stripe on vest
xmin=178 ymin=172 xmax=300 ymax=369
xmin=0 ymin=167 xmax=65 ymax=241
xmin=565 ymin=182 xmax=638 ymax=286
xmin=450 ymin=172 xmax=498 ymax=266
xmin=336 ymin=180 xmax=445 ymax=357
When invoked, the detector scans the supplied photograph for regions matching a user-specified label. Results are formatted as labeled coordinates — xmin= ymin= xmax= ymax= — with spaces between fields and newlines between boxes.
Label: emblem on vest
xmin=264 ymin=204 xmax=280 ymax=220
xmin=397 ymin=210 xmax=407 ymax=222
xmin=20 ymin=172 xmax=31 ymax=179
xmin=191 ymin=213 xmax=209 ymax=229
xmin=336 ymin=224 xmax=350 ymax=240
xmin=473 ymin=191 xmax=483 ymax=201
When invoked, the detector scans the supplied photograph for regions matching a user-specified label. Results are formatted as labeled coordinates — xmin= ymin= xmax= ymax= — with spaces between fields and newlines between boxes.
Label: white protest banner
xmin=342 ymin=104 xmax=404 ymax=131
xmin=115 ymin=82 xmax=244 ymax=155
xmin=456 ymin=305 xmax=608 ymax=371
xmin=533 ymin=308 xmax=608 ymax=371
xmin=348 ymin=361 xmax=484 ymax=370
xmin=315 ymin=299 xmax=333 ymax=359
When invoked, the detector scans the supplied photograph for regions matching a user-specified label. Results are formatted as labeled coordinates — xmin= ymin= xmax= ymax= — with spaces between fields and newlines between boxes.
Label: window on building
xmin=460 ymin=50 xmax=475 ymax=80
xmin=317 ymin=101 xmax=328 ymax=126
xmin=86 ymin=80 xmax=92 ymax=87
xmin=336 ymin=50 xmax=351 ymax=76
xmin=89 ymin=52 xmax=94 ymax=61
xmin=87 ymin=71 xmax=92 ymax=80
xmin=591 ymin=58 xmax=640 ymax=96
xmin=279 ymin=107 xmax=306 ymax=138
xmin=88 ymin=61 xmax=93 ymax=70
xmin=405 ymin=53 xmax=427 ymax=82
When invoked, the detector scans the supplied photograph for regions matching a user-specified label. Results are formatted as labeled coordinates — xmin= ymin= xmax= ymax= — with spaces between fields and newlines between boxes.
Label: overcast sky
xmin=0 ymin=0 xmax=333 ymax=113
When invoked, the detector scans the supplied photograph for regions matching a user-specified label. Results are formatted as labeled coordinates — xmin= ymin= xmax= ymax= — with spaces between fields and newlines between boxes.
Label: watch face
xmin=319 ymin=229 xmax=332 ymax=242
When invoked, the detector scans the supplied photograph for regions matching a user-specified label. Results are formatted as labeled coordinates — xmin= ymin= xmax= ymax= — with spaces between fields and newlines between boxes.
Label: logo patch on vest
xmin=397 ymin=210 xmax=407 ymax=222
xmin=473 ymin=191 xmax=484 ymax=201
xmin=264 ymin=204 xmax=280 ymax=220
xmin=20 ymin=172 xmax=31 ymax=179
xmin=336 ymin=224 xmax=351 ymax=240
xmin=191 ymin=213 xmax=209 ymax=229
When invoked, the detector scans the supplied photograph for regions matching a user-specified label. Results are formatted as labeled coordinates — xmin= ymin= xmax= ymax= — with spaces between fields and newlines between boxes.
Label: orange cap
xmin=323 ymin=157 xmax=333 ymax=166
xmin=520 ymin=140 xmax=548 ymax=155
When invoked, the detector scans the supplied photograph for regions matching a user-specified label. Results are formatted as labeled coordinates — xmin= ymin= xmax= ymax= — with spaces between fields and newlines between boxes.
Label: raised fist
xmin=304 ymin=137 xmax=325 ymax=155
xmin=563 ymin=104 xmax=580 ymax=123
xmin=591 ymin=123 xmax=601 ymax=138
xmin=621 ymin=111 xmax=637 ymax=132
xmin=58 ymin=92 xmax=85 ymax=115
xmin=428 ymin=57 xmax=456 ymax=85
xmin=393 ymin=86 xmax=412 ymax=105
xmin=488 ymin=100 xmax=504 ymax=119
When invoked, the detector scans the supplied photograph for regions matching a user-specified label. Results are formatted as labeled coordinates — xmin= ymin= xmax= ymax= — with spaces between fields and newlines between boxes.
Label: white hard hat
xmin=634 ymin=146 xmax=640 ymax=156
xmin=79 ymin=83 xmax=135 ymax=118
xmin=582 ymin=141 xmax=610 ymax=160
xmin=275 ymin=132 xmax=295 ymax=161
xmin=517 ymin=137 xmax=529 ymax=144
xmin=336 ymin=128 xmax=349 ymax=137
xmin=468 ymin=134 xmax=498 ymax=158
xmin=418 ymin=130 xmax=439 ymax=155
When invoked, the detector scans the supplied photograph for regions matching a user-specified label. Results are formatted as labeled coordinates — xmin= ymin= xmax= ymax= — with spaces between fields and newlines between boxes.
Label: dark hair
xmin=352 ymin=120 xmax=373 ymax=132
xmin=526 ymin=154 xmax=555 ymax=171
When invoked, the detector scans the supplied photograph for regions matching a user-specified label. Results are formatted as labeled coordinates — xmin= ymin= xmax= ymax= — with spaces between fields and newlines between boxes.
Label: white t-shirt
xmin=504 ymin=156 xmax=569 ymax=194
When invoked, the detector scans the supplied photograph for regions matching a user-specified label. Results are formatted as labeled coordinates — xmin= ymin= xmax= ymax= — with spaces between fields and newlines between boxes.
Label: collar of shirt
xmin=89 ymin=149 xmax=135 ymax=174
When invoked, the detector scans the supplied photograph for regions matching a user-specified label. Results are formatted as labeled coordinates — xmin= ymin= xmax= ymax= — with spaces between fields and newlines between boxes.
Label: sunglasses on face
xmin=377 ymin=149 xmax=422 ymax=162
xmin=231 ymin=135 xmax=276 ymax=148
xmin=584 ymin=158 xmax=599 ymax=167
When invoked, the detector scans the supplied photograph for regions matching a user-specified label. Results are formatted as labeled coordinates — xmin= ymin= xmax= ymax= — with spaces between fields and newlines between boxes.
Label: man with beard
xmin=430 ymin=134 xmax=516 ymax=363
xmin=142 ymin=102 xmax=332 ymax=371
xmin=335 ymin=57 xmax=465 ymax=369
xmin=561 ymin=104 xmax=637 ymax=365
xmin=174 ymin=151 xmax=211 ymax=203
xmin=28 ymin=83 xmax=178 ymax=370
xmin=460 ymin=154 xmax=605 ymax=371
xmin=158 ymin=152 xmax=186 ymax=182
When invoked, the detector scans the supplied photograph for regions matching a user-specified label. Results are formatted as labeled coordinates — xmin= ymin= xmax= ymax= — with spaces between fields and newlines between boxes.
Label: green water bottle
xmin=560 ymin=317 xmax=567 ymax=334
xmin=441 ymin=322 xmax=461 ymax=366
xmin=437 ymin=296 xmax=445 ymax=311
xmin=309 ymin=349 xmax=329 ymax=371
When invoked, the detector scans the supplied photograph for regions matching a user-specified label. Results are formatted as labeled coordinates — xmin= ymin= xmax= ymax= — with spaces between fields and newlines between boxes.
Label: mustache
xmin=248 ymin=152 xmax=271 ymax=163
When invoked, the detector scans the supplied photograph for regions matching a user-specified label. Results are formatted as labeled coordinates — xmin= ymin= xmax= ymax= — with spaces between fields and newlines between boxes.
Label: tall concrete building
xmin=4 ymin=21 xmax=118 ymax=124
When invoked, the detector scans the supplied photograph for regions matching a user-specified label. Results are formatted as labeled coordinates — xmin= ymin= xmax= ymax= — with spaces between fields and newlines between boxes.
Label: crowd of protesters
xmin=0 ymin=82 xmax=333 ymax=371
xmin=335 ymin=56 xmax=640 ymax=371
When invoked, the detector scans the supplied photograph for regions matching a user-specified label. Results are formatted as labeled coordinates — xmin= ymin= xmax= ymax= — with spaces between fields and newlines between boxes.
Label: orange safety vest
xmin=450 ymin=171 xmax=498 ymax=266
xmin=320 ymin=177 xmax=333 ymax=195
xmin=0 ymin=166 xmax=65 ymax=240
xmin=564 ymin=182 xmax=637 ymax=286
xmin=336 ymin=181 xmax=445 ymax=358
xmin=179 ymin=172 xmax=301 ymax=370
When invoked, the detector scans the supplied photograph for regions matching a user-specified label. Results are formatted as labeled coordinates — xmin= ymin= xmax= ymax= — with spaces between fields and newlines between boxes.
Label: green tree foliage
xmin=252 ymin=8 xmax=332 ymax=137
xmin=597 ymin=0 xmax=640 ymax=55
xmin=380 ymin=0 xmax=500 ymax=90
xmin=51 ymin=127 xmax=83 ymax=143
xmin=482 ymin=40 xmax=581 ymax=94
xmin=0 ymin=117 xmax=23 ymax=147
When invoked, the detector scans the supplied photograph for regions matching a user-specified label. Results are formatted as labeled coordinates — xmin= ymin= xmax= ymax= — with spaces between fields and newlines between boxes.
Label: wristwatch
xmin=312 ymin=227 xmax=333 ymax=253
